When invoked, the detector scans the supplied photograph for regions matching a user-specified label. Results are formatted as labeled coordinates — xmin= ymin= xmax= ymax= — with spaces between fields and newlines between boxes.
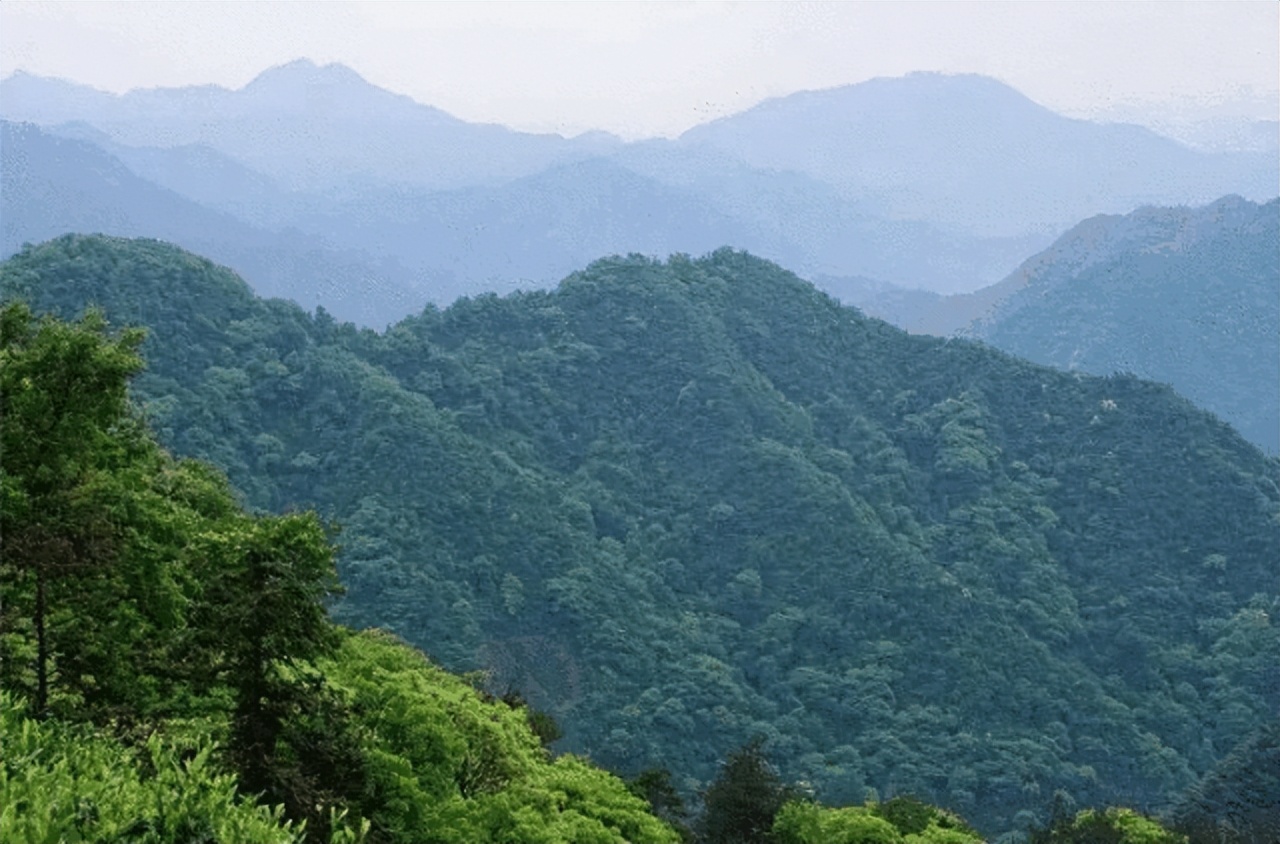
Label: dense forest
xmin=0 ymin=288 xmax=1056 ymax=844
xmin=0 ymin=298 xmax=673 ymax=843
xmin=2 ymin=235 xmax=1276 ymax=842
xmin=972 ymin=196 xmax=1280 ymax=455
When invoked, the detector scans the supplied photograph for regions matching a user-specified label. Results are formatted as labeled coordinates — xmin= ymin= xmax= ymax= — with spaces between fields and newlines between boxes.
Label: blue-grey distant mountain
xmin=0 ymin=60 xmax=622 ymax=192
xmin=280 ymin=150 xmax=1052 ymax=298
xmin=287 ymin=156 xmax=755 ymax=300
xmin=44 ymin=120 xmax=301 ymax=227
xmin=679 ymin=73 xmax=1277 ymax=238
xmin=5 ymin=62 xmax=1272 ymax=303
xmin=609 ymin=140 xmax=1051 ymax=292
xmin=0 ymin=121 xmax=424 ymax=326
xmin=969 ymin=195 xmax=1280 ymax=454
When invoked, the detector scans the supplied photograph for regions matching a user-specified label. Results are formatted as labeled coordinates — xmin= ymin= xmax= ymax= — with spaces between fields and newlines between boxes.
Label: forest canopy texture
xmin=1 ymin=235 xmax=1277 ymax=839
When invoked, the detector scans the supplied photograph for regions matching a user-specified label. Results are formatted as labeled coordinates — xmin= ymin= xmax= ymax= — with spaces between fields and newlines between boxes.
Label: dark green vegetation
xmin=3 ymin=235 xmax=1277 ymax=839
xmin=0 ymin=300 xmax=681 ymax=842
xmin=1168 ymin=720 xmax=1280 ymax=844
xmin=972 ymin=196 xmax=1280 ymax=455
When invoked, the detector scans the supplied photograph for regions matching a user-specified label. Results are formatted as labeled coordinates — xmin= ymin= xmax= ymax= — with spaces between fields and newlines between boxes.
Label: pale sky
xmin=2 ymin=1 xmax=1276 ymax=139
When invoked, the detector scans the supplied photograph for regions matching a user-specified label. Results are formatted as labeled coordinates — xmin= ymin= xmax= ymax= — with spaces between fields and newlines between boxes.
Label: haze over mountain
xmin=0 ymin=60 xmax=620 ymax=192
xmin=679 ymin=73 xmax=1277 ymax=237
xmin=0 ymin=121 xmax=423 ymax=326
xmin=5 ymin=60 xmax=1274 ymax=305
xmin=5 ymin=235 xmax=1276 ymax=838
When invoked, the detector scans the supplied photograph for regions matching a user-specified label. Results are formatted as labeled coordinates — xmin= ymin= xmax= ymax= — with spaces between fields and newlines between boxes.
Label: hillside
xmin=3 ymin=235 xmax=1278 ymax=837
xmin=0 ymin=299 xmax=681 ymax=844
xmin=970 ymin=196 xmax=1280 ymax=454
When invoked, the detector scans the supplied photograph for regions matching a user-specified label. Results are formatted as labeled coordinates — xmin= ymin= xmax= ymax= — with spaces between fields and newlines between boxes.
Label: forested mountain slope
xmin=0 ymin=300 xmax=681 ymax=844
xmin=970 ymin=195 xmax=1280 ymax=454
xmin=3 ymin=235 xmax=1277 ymax=838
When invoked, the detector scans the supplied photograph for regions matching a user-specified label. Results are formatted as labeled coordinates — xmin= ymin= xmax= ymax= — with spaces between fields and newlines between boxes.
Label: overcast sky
xmin=2 ymin=1 xmax=1276 ymax=139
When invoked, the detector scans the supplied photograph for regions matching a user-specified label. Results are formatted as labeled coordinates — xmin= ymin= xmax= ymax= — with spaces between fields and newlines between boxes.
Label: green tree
xmin=698 ymin=738 xmax=792 ymax=844
xmin=1029 ymin=807 xmax=1187 ymax=844
xmin=0 ymin=302 xmax=146 ymax=717
xmin=191 ymin=512 xmax=342 ymax=804
xmin=630 ymin=767 xmax=694 ymax=842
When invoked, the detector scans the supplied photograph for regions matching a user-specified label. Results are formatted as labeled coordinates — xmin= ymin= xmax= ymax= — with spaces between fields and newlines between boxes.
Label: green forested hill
xmin=971 ymin=195 xmax=1279 ymax=455
xmin=0 ymin=298 xmax=681 ymax=844
xmin=3 ymin=234 xmax=1277 ymax=838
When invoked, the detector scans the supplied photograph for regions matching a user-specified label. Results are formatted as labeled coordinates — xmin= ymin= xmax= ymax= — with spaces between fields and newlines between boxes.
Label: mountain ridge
xmin=0 ymin=120 xmax=426 ymax=327
xmin=4 ymin=234 xmax=1276 ymax=837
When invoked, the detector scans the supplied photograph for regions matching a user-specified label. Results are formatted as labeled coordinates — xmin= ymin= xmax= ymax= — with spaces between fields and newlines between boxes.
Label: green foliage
xmin=0 ymin=691 xmax=299 ymax=843
xmin=629 ymin=768 xmax=694 ymax=842
xmin=190 ymin=509 xmax=342 ymax=799
xmin=321 ymin=629 xmax=680 ymax=844
xmin=1169 ymin=719 xmax=1280 ymax=844
xmin=0 ymin=300 xmax=149 ymax=717
xmin=1029 ymin=807 xmax=1187 ymax=844
xmin=976 ymin=197 xmax=1280 ymax=455
xmin=772 ymin=797 xmax=984 ymax=844
xmin=698 ymin=738 xmax=792 ymax=844
xmin=0 ymin=297 xmax=677 ymax=844
xmin=4 ymin=236 xmax=1278 ymax=838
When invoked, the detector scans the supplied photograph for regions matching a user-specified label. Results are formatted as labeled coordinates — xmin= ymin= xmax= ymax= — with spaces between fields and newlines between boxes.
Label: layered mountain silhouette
xmin=0 ymin=121 xmax=424 ymax=326
xmin=0 ymin=60 xmax=618 ymax=192
xmin=6 ymin=61 xmax=1274 ymax=305
xmin=5 ymin=61 xmax=1274 ymax=451
xmin=680 ymin=72 xmax=1277 ymax=237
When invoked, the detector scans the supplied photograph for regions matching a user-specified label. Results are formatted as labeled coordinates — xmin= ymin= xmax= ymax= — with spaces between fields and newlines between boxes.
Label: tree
xmin=1028 ymin=807 xmax=1186 ymax=844
xmin=0 ymin=302 xmax=145 ymax=718
xmin=191 ymin=512 xmax=342 ymax=799
xmin=630 ymin=767 xmax=694 ymax=842
xmin=698 ymin=738 xmax=792 ymax=844
xmin=1170 ymin=720 xmax=1280 ymax=844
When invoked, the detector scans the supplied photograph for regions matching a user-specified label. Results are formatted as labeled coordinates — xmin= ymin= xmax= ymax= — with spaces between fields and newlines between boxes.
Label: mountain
xmin=45 ymin=120 xmax=304 ymax=227
xmin=0 ymin=60 xmax=620 ymax=192
xmin=969 ymin=195 xmax=1280 ymax=454
xmin=0 ymin=120 xmax=425 ymax=327
xmin=5 ymin=235 xmax=1277 ymax=837
xmin=609 ymin=140 xmax=1052 ymax=293
xmin=4 ymin=66 xmax=1052 ymax=296
xmin=16 ymin=64 xmax=1269 ymax=299
xmin=282 ymin=156 xmax=752 ymax=301
xmin=679 ymin=73 xmax=1278 ymax=238
xmin=281 ymin=152 xmax=1049 ymax=301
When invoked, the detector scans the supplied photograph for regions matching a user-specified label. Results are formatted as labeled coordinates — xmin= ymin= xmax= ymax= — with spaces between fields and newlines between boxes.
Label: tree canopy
xmin=3 ymin=235 xmax=1277 ymax=839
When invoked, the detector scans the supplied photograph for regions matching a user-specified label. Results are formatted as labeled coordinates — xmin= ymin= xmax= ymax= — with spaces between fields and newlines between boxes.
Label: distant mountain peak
xmin=243 ymin=58 xmax=372 ymax=92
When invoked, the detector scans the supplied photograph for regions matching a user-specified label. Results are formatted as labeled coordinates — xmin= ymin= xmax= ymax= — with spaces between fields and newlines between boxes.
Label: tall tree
xmin=0 ymin=302 xmax=145 ymax=717
xmin=698 ymin=738 xmax=791 ymax=844
xmin=191 ymin=510 xmax=342 ymax=813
